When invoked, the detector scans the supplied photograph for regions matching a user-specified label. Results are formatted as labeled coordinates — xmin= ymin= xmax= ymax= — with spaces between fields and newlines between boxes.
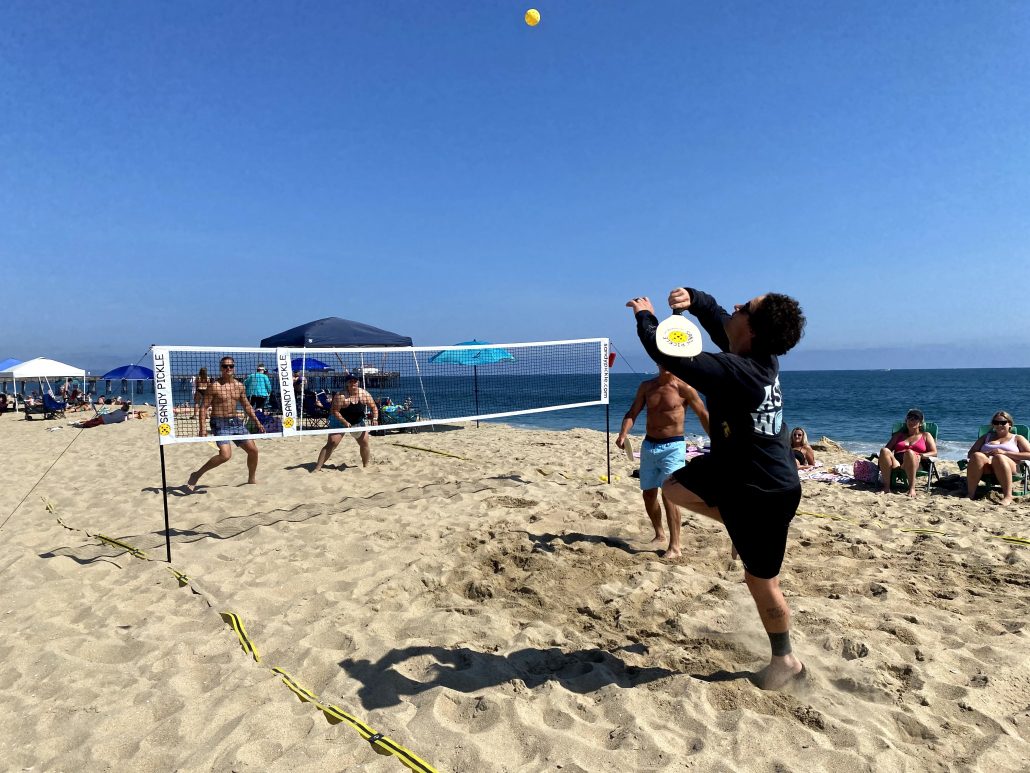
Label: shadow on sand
xmin=339 ymin=643 xmax=673 ymax=710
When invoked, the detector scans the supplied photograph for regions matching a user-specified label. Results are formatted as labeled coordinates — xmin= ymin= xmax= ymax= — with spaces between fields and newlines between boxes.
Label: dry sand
xmin=1 ymin=412 xmax=1028 ymax=772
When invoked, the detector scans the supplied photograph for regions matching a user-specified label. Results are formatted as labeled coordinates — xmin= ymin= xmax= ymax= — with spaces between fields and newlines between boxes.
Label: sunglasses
xmin=220 ymin=364 xmax=235 ymax=369
xmin=734 ymin=301 xmax=753 ymax=317
xmin=992 ymin=419 xmax=1009 ymax=425
xmin=906 ymin=415 xmax=922 ymax=421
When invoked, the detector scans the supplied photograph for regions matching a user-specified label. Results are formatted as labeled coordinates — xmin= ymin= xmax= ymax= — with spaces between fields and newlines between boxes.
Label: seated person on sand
xmin=72 ymin=403 xmax=133 ymax=428
xmin=313 ymin=376 xmax=380 ymax=471
xmin=877 ymin=408 xmax=937 ymax=497
xmin=965 ymin=410 xmax=1030 ymax=506
xmin=789 ymin=427 xmax=816 ymax=468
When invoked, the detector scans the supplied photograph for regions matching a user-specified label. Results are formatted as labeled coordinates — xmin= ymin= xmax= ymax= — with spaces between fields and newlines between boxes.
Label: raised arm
xmin=627 ymin=296 xmax=732 ymax=395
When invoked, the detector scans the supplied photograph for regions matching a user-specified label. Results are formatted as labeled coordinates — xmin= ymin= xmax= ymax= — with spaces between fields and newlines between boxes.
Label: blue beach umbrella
xmin=428 ymin=340 xmax=515 ymax=367
xmin=100 ymin=364 xmax=155 ymax=403
xmin=100 ymin=364 xmax=155 ymax=380
xmin=291 ymin=356 xmax=331 ymax=371
xmin=430 ymin=341 xmax=515 ymax=424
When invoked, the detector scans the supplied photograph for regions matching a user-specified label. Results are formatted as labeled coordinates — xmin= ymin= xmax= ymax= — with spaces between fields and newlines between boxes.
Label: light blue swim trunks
xmin=639 ymin=436 xmax=686 ymax=490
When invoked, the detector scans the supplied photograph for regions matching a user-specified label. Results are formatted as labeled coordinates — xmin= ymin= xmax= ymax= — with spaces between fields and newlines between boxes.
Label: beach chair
xmin=870 ymin=421 xmax=942 ymax=493
xmin=301 ymin=391 xmax=329 ymax=429
xmin=957 ymin=424 xmax=1030 ymax=498
xmin=42 ymin=393 xmax=67 ymax=420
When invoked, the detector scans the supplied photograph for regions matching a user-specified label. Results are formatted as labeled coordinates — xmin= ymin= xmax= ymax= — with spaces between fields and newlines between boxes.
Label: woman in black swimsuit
xmin=313 ymin=376 xmax=379 ymax=472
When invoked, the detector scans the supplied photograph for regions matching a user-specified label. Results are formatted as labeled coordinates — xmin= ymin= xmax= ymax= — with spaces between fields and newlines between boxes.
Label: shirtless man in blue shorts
xmin=187 ymin=356 xmax=265 ymax=491
xmin=628 ymin=287 xmax=806 ymax=691
xmin=615 ymin=367 xmax=709 ymax=559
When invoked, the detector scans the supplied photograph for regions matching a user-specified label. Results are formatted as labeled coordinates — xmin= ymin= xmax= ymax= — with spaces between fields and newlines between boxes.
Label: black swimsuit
xmin=340 ymin=401 xmax=366 ymax=425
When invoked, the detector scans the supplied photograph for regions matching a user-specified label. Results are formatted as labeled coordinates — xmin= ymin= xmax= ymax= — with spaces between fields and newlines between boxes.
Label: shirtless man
xmin=313 ymin=376 xmax=379 ymax=471
xmin=186 ymin=356 xmax=265 ymax=491
xmin=616 ymin=366 xmax=709 ymax=559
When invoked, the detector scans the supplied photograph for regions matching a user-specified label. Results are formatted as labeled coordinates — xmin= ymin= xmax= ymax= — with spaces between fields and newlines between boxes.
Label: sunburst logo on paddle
xmin=655 ymin=314 xmax=703 ymax=357
xmin=283 ymin=417 xmax=294 ymax=428
xmin=158 ymin=423 xmax=171 ymax=436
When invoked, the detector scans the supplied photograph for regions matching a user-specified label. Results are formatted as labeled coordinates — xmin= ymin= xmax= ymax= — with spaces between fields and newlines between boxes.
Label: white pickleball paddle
xmin=655 ymin=310 xmax=703 ymax=357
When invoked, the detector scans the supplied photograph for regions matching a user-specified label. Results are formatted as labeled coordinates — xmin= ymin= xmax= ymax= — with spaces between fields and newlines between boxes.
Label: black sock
xmin=769 ymin=631 xmax=792 ymax=657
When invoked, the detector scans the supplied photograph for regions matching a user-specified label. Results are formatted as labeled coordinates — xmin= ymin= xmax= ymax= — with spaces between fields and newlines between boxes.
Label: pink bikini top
xmin=895 ymin=434 xmax=928 ymax=454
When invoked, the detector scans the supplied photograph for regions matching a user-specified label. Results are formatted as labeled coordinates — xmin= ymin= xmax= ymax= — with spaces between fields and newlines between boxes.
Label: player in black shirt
xmin=629 ymin=287 xmax=807 ymax=690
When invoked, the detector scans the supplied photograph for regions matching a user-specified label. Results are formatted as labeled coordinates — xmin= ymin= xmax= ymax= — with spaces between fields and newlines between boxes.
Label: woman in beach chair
xmin=876 ymin=408 xmax=938 ymax=497
xmin=962 ymin=411 xmax=1030 ymax=505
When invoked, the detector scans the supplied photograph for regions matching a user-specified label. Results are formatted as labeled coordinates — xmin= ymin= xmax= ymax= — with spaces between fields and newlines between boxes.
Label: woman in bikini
xmin=193 ymin=367 xmax=211 ymax=428
xmin=965 ymin=411 xmax=1030 ymax=505
xmin=877 ymin=408 xmax=937 ymax=497
xmin=789 ymin=427 xmax=816 ymax=468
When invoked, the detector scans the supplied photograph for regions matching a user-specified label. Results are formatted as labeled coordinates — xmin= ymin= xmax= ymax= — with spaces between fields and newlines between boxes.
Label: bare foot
xmin=663 ymin=546 xmax=682 ymax=560
xmin=648 ymin=534 xmax=666 ymax=548
xmin=906 ymin=489 xmax=917 ymax=498
xmin=247 ymin=478 xmax=258 ymax=485
xmin=184 ymin=472 xmax=200 ymax=493
xmin=1000 ymin=495 xmax=1014 ymax=506
xmin=752 ymin=655 xmax=806 ymax=691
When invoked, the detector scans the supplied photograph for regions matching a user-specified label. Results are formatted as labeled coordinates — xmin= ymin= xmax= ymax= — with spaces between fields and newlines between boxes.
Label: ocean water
xmin=11 ymin=369 xmax=1027 ymax=460
xmin=499 ymin=369 xmax=1030 ymax=462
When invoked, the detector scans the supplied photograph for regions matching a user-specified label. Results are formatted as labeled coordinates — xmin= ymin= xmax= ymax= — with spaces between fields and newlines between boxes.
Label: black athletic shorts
xmin=671 ymin=454 xmax=802 ymax=579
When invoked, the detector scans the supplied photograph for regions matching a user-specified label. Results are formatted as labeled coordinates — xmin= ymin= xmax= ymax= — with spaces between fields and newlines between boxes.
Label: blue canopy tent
xmin=260 ymin=318 xmax=412 ymax=348
xmin=262 ymin=318 xmax=411 ymax=429
xmin=100 ymin=364 xmax=155 ymax=404
xmin=430 ymin=341 xmax=515 ymax=426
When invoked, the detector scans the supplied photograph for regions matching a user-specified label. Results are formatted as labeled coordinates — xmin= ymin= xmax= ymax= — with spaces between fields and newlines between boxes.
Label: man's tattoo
xmin=766 ymin=606 xmax=786 ymax=620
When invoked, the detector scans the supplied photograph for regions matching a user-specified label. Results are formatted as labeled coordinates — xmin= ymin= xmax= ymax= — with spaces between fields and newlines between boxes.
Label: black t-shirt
xmin=635 ymin=288 xmax=800 ymax=493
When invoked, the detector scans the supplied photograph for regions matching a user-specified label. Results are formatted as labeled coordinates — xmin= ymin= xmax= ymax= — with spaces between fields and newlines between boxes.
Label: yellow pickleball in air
xmin=525 ymin=9 xmax=540 ymax=26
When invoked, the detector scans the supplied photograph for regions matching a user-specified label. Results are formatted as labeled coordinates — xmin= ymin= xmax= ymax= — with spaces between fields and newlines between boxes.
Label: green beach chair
xmin=958 ymin=424 xmax=1030 ymax=498
xmin=871 ymin=421 xmax=942 ymax=493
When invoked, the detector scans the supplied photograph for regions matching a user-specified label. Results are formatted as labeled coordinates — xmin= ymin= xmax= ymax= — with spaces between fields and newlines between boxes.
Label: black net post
xmin=605 ymin=402 xmax=611 ymax=484
xmin=159 ymin=445 xmax=172 ymax=562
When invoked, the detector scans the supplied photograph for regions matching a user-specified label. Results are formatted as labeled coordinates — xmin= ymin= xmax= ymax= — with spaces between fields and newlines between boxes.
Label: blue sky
xmin=2 ymin=1 xmax=1028 ymax=373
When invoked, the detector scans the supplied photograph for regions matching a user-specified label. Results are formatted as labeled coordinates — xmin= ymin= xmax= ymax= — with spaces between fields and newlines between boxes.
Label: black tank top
xmin=340 ymin=400 xmax=365 ymax=424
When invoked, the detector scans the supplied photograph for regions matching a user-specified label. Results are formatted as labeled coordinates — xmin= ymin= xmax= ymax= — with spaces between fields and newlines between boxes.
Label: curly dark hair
xmin=749 ymin=293 xmax=806 ymax=356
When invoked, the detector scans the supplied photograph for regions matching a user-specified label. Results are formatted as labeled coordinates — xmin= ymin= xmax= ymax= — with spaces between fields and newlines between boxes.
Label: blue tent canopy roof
xmin=0 ymin=358 xmax=23 ymax=372
xmin=260 ymin=318 xmax=412 ymax=348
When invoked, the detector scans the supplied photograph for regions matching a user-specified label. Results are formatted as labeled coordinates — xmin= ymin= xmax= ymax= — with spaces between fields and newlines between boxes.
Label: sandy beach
xmin=1 ymin=412 xmax=1028 ymax=772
